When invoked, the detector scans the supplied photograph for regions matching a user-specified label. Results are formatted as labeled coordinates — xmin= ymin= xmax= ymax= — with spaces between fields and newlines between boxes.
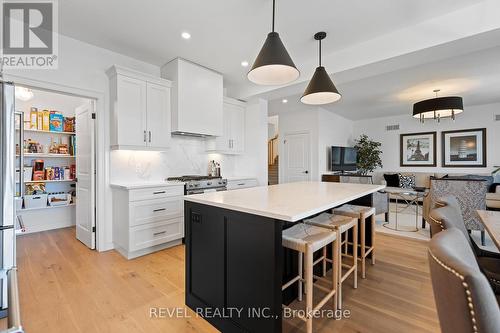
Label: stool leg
xmin=298 ymin=252 xmax=303 ymax=302
xmin=322 ymin=246 xmax=327 ymax=277
xmin=353 ymin=223 xmax=358 ymax=289
xmin=344 ymin=230 xmax=348 ymax=255
xmin=333 ymin=234 xmax=339 ymax=310
xmin=360 ymin=218 xmax=366 ymax=279
xmin=371 ymin=214 xmax=376 ymax=265
xmin=305 ymin=245 xmax=313 ymax=333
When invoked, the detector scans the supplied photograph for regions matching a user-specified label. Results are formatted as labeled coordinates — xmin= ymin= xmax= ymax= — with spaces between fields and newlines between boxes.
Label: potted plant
xmin=354 ymin=134 xmax=383 ymax=175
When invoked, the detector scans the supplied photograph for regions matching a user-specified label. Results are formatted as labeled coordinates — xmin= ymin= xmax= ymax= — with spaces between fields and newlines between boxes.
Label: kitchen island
xmin=184 ymin=181 xmax=385 ymax=333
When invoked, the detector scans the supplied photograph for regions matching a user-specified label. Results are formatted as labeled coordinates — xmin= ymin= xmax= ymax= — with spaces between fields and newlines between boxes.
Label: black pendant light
xmin=247 ymin=0 xmax=299 ymax=85
xmin=413 ymin=89 xmax=464 ymax=123
xmin=301 ymin=32 xmax=341 ymax=105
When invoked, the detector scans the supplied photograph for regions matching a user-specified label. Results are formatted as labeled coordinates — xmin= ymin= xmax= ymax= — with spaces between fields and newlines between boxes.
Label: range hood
xmin=161 ymin=58 xmax=223 ymax=137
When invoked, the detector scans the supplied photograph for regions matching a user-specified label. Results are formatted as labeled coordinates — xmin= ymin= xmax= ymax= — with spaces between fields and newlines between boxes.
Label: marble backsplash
xmin=110 ymin=135 xmax=237 ymax=183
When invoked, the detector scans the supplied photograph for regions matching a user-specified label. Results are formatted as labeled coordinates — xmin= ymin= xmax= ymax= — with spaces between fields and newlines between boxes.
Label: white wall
xmin=318 ymin=110 xmax=354 ymax=176
xmin=276 ymin=107 xmax=354 ymax=182
xmin=352 ymin=102 xmax=500 ymax=174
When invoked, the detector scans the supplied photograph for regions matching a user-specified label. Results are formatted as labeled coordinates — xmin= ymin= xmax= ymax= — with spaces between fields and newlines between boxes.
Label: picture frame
xmin=400 ymin=131 xmax=437 ymax=167
xmin=442 ymin=128 xmax=486 ymax=167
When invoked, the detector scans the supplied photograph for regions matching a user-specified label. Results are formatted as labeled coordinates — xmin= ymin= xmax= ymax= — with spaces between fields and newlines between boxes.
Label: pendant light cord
xmin=319 ymin=39 xmax=322 ymax=67
xmin=272 ymin=0 xmax=275 ymax=32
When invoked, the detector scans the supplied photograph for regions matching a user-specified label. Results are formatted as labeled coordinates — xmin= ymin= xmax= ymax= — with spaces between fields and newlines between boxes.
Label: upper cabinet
xmin=161 ymin=58 xmax=223 ymax=137
xmin=206 ymin=97 xmax=246 ymax=154
xmin=107 ymin=65 xmax=172 ymax=150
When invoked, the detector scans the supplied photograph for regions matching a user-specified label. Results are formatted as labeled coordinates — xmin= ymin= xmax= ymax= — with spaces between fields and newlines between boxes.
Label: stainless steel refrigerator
xmin=0 ymin=80 xmax=23 ymax=332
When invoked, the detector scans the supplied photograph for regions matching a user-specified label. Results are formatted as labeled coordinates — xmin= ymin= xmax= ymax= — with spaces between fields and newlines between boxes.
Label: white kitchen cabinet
xmin=146 ymin=82 xmax=171 ymax=149
xmin=206 ymin=97 xmax=245 ymax=154
xmin=161 ymin=58 xmax=223 ymax=137
xmin=107 ymin=65 xmax=172 ymax=150
xmin=226 ymin=178 xmax=258 ymax=190
xmin=111 ymin=183 xmax=184 ymax=259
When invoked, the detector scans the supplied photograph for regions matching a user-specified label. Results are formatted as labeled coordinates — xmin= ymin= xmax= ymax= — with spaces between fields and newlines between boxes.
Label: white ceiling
xmin=267 ymin=29 xmax=500 ymax=119
xmin=59 ymin=0 xmax=481 ymax=95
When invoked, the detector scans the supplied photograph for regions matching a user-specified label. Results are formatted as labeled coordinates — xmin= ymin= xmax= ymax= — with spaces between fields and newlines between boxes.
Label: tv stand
xmin=322 ymin=173 xmax=373 ymax=184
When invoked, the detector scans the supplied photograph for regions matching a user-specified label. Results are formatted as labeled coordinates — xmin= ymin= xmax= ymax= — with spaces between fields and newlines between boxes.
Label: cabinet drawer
xmin=130 ymin=197 xmax=182 ymax=227
xmin=227 ymin=179 xmax=258 ymax=190
xmin=129 ymin=186 xmax=183 ymax=201
xmin=129 ymin=219 xmax=183 ymax=252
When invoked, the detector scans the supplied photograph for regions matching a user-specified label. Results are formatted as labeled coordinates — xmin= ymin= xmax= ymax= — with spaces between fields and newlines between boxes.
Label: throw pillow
xmin=383 ymin=174 xmax=399 ymax=187
xmin=399 ymin=174 xmax=416 ymax=189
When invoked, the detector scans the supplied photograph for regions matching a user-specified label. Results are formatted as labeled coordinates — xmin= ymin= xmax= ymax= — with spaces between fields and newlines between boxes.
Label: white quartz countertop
xmin=110 ymin=181 xmax=184 ymax=190
xmin=184 ymin=181 xmax=385 ymax=222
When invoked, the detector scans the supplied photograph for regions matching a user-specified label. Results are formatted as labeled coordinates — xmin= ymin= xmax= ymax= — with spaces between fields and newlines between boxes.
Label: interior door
xmin=146 ymin=82 xmax=170 ymax=149
xmin=75 ymin=101 xmax=96 ymax=249
xmin=283 ymin=132 xmax=311 ymax=183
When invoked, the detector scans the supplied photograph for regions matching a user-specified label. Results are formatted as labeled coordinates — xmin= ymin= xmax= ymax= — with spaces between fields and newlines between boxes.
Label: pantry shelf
xmin=19 ymin=153 xmax=75 ymax=158
xmin=16 ymin=128 xmax=75 ymax=135
xmin=18 ymin=179 xmax=75 ymax=184
xmin=17 ymin=203 xmax=76 ymax=212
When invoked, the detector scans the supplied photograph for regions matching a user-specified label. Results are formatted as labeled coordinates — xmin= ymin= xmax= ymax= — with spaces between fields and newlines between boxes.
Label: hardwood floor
xmin=16 ymin=228 xmax=439 ymax=333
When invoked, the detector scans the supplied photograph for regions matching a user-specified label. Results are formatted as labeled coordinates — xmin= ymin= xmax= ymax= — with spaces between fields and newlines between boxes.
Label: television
xmin=330 ymin=146 xmax=357 ymax=172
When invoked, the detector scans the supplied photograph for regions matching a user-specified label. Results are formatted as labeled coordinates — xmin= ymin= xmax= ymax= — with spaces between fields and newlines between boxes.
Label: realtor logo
xmin=1 ymin=0 xmax=58 ymax=69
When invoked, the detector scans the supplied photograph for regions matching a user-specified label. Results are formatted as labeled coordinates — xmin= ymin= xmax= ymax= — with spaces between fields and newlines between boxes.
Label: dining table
xmin=477 ymin=210 xmax=500 ymax=249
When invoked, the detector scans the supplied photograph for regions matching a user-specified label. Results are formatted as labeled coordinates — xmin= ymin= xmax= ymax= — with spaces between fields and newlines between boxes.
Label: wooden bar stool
xmin=334 ymin=205 xmax=376 ymax=279
xmin=282 ymin=223 xmax=339 ymax=333
xmin=305 ymin=213 xmax=358 ymax=309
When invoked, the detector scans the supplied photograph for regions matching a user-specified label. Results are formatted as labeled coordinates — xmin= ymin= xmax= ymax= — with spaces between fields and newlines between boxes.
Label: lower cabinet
xmin=112 ymin=184 xmax=184 ymax=259
xmin=226 ymin=178 xmax=258 ymax=190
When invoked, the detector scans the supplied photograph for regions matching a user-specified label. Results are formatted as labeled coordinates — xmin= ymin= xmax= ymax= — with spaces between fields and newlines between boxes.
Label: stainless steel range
xmin=166 ymin=175 xmax=227 ymax=195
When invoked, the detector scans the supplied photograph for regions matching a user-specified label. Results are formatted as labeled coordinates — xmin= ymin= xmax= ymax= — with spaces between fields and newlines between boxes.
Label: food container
xmin=47 ymin=193 xmax=71 ymax=207
xmin=49 ymin=112 xmax=64 ymax=132
xmin=24 ymin=194 xmax=48 ymax=209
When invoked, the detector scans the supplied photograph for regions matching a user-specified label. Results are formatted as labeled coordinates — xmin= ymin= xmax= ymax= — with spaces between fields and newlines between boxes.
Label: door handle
xmin=144 ymin=130 xmax=147 ymax=142
xmin=153 ymin=191 xmax=166 ymax=195
xmin=153 ymin=231 xmax=167 ymax=236
xmin=153 ymin=208 xmax=166 ymax=212
xmin=149 ymin=131 xmax=152 ymax=143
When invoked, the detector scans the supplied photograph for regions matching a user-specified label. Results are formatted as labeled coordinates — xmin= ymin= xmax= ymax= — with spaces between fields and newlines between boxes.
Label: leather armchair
xmin=429 ymin=196 xmax=500 ymax=295
xmin=428 ymin=228 xmax=500 ymax=333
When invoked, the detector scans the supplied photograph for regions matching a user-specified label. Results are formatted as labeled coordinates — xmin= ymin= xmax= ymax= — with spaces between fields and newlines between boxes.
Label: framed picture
xmin=400 ymin=132 xmax=437 ymax=167
xmin=442 ymin=128 xmax=486 ymax=167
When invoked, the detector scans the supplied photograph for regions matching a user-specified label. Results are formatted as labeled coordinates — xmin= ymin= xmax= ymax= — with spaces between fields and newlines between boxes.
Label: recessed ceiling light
xmin=282 ymin=99 xmax=288 ymax=104
xmin=241 ymin=61 xmax=249 ymax=67
xmin=181 ymin=32 xmax=191 ymax=39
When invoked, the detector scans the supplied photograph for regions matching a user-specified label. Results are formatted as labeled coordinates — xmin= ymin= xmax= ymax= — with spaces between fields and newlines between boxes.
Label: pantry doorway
xmin=15 ymin=85 xmax=97 ymax=250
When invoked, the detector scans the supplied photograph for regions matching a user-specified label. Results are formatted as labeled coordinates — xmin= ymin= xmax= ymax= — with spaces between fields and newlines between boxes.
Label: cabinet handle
xmin=153 ymin=231 xmax=166 ymax=236
xmin=153 ymin=208 xmax=166 ymax=212
xmin=153 ymin=191 xmax=166 ymax=195
xmin=144 ymin=130 xmax=147 ymax=142
xmin=149 ymin=131 xmax=152 ymax=143
xmin=237 ymin=183 xmax=245 ymax=186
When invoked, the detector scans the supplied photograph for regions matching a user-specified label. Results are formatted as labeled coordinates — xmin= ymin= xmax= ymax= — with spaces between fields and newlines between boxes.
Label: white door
xmin=283 ymin=132 xmax=311 ymax=183
xmin=116 ymin=75 xmax=147 ymax=147
xmin=75 ymin=101 xmax=96 ymax=249
xmin=146 ymin=82 xmax=171 ymax=149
